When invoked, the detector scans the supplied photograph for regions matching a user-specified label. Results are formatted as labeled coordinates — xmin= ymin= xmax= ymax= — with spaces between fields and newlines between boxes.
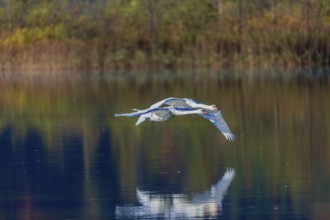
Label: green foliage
xmin=3 ymin=25 xmax=68 ymax=45
xmin=25 ymin=1 xmax=57 ymax=27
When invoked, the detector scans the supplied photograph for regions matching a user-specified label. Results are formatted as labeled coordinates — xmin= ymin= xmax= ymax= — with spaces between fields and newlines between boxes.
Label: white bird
xmin=127 ymin=97 xmax=218 ymax=117
xmin=114 ymin=98 xmax=235 ymax=141
xmin=115 ymin=106 xmax=207 ymax=126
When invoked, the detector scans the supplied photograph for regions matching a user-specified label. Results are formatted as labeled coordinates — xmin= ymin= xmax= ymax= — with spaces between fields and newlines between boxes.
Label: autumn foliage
xmin=0 ymin=0 xmax=330 ymax=71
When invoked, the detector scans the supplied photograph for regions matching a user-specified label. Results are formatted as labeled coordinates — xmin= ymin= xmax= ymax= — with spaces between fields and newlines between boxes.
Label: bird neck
xmin=186 ymin=99 xmax=214 ymax=110
xmin=193 ymin=103 xmax=214 ymax=110
xmin=171 ymin=109 xmax=201 ymax=115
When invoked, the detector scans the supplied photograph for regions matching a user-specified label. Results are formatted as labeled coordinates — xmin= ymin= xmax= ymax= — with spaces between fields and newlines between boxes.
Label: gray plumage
xmin=199 ymin=110 xmax=235 ymax=141
xmin=114 ymin=97 xmax=235 ymax=141
xmin=149 ymin=97 xmax=217 ymax=111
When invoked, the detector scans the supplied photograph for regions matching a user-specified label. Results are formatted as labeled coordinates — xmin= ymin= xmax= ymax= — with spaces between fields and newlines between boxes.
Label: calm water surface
xmin=0 ymin=70 xmax=329 ymax=219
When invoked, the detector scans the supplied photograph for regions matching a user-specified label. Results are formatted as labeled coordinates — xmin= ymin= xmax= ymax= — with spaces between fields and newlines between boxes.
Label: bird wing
xmin=114 ymin=111 xmax=145 ymax=117
xmin=149 ymin=97 xmax=185 ymax=108
xmin=115 ymin=98 xmax=183 ymax=117
xmin=150 ymin=97 xmax=207 ymax=108
xmin=115 ymin=97 xmax=189 ymax=117
xmin=135 ymin=112 xmax=152 ymax=126
xmin=191 ymin=168 xmax=235 ymax=204
xmin=211 ymin=168 xmax=235 ymax=202
xmin=135 ymin=107 xmax=202 ymax=125
xmin=114 ymin=107 xmax=171 ymax=117
xmin=134 ymin=107 xmax=175 ymax=126
xmin=163 ymin=98 xmax=190 ymax=108
xmin=154 ymin=109 xmax=173 ymax=119
xmin=199 ymin=110 xmax=235 ymax=141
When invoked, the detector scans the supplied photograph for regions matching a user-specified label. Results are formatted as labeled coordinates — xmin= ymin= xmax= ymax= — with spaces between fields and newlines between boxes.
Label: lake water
xmin=0 ymin=69 xmax=329 ymax=219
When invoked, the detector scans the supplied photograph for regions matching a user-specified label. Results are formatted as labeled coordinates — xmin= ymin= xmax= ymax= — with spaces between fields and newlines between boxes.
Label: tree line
xmin=0 ymin=0 xmax=330 ymax=71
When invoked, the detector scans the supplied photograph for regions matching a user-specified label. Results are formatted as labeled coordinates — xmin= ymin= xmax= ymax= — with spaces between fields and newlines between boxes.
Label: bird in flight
xmin=115 ymin=106 xmax=207 ymax=125
xmin=114 ymin=98 xmax=235 ymax=141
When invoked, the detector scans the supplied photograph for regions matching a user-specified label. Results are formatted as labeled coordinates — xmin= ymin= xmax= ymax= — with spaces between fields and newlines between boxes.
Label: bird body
xmin=135 ymin=111 xmax=168 ymax=126
xmin=135 ymin=108 xmax=173 ymax=126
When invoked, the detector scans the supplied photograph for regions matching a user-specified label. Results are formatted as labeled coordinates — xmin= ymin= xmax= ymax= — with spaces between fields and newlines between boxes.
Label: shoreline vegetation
xmin=1 ymin=0 xmax=330 ymax=73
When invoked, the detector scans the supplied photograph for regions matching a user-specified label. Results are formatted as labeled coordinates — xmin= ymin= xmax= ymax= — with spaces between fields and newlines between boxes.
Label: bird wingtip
xmin=223 ymin=133 xmax=235 ymax=142
xmin=224 ymin=168 xmax=236 ymax=179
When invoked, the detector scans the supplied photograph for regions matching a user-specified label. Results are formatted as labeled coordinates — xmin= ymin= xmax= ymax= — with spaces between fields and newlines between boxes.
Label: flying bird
xmin=114 ymin=98 xmax=235 ymax=141
xmin=129 ymin=97 xmax=218 ymax=116
xmin=115 ymin=106 xmax=207 ymax=126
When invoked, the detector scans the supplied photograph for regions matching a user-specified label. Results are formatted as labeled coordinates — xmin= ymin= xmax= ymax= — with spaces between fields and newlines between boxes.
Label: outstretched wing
xmin=135 ymin=112 xmax=152 ymax=126
xmin=114 ymin=111 xmax=146 ymax=117
xmin=191 ymin=168 xmax=235 ymax=204
xmin=149 ymin=97 xmax=186 ymax=108
xmin=199 ymin=110 xmax=235 ymax=141
xmin=211 ymin=168 xmax=235 ymax=201
xmin=114 ymin=98 xmax=182 ymax=117
xmin=115 ymin=107 xmax=171 ymax=117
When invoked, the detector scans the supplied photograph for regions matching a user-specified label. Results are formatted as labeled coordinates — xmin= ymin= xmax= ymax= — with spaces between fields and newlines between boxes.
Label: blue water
xmin=0 ymin=70 xmax=329 ymax=219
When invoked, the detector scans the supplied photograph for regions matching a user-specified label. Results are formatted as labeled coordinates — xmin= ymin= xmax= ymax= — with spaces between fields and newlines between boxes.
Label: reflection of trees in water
xmin=116 ymin=169 xmax=235 ymax=219
xmin=0 ymin=126 xmax=119 ymax=219
xmin=0 ymin=76 xmax=329 ymax=218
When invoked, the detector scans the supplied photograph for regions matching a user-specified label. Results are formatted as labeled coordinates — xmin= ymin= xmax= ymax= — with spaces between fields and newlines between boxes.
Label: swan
xmin=115 ymin=106 xmax=207 ymax=126
xmin=114 ymin=98 xmax=235 ymax=141
xmin=128 ymin=97 xmax=217 ymax=117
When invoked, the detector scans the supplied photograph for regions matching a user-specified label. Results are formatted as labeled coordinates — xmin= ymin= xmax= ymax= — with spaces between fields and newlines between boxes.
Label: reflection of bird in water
xmin=192 ymin=168 xmax=235 ymax=205
xmin=115 ymin=168 xmax=236 ymax=219
xmin=115 ymin=106 xmax=207 ymax=126
xmin=115 ymin=97 xmax=235 ymax=141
